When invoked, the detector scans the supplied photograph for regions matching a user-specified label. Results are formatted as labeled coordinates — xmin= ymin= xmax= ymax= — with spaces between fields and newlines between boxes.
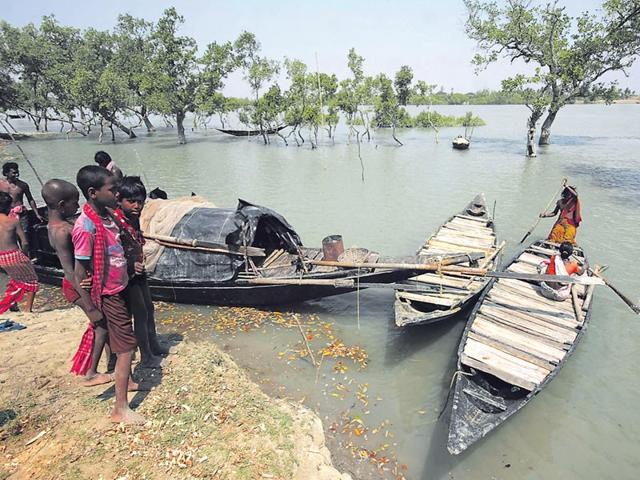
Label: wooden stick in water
xmin=0 ymin=119 xmax=44 ymax=187
xmin=293 ymin=315 xmax=317 ymax=367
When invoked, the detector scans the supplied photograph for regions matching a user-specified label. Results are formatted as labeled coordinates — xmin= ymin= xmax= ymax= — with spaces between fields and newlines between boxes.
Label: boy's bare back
xmin=0 ymin=214 xmax=20 ymax=252
xmin=47 ymin=219 xmax=75 ymax=277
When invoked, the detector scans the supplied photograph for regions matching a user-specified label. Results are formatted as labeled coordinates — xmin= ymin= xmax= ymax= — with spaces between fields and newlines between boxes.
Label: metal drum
xmin=321 ymin=235 xmax=345 ymax=261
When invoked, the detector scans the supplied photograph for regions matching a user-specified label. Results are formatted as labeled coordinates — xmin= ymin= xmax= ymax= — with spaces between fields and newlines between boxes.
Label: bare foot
xmin=111 ymin=407 xmax=146 ymax=425
xmin=128 ymin=378 xmax=140 ymax=392
xmin=83 ymin=373 xmax=114 ymax=387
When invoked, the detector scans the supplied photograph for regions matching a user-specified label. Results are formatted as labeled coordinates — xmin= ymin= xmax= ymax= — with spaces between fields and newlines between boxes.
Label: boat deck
xmin=460 ymin=242 xmax=591 ymax=391
xmin=395 ymin=208 xmax=502 ymax=327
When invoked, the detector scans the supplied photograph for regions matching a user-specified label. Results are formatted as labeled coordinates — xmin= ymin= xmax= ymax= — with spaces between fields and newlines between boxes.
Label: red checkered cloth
xmin=70 ymin=324 xmax=95 ymax=376
xmin=83 ymin=203 xmax=107 ymax=309
xmin=0 ymin=249 xmax=39 ymax=314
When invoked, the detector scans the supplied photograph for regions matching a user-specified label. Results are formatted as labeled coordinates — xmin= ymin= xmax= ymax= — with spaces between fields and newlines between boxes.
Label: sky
xmin=3 ymin=0 xmax=639 ymax=97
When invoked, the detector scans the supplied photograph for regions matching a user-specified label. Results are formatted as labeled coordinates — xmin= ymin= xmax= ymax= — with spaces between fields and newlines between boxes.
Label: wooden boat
xmin=447 ymin=240 xmax=594 ymax=454
xmin=395 ymin=194 xmax=503 ymax=327
xmin=216 ymin=125 xmax=287 ymax=137
xmin=452 ymin=136 xmax=470 ymax=150
xmin=25 ymin=202 xmax=474 ymax=307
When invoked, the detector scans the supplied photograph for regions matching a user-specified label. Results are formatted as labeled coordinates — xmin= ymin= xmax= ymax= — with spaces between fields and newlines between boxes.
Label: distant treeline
xmin=0 ymin=9 xmax=491 ymax=147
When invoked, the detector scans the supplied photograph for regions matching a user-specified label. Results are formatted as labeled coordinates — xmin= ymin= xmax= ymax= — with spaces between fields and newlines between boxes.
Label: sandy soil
xmin=0 ymin=307 xmax=351 ymax=480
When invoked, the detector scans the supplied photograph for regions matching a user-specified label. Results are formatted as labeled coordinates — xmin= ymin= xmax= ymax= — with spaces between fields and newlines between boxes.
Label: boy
xmin=0 ymin=162 xmax=45 ymax=230
xmin=114 ymin=176 xmax=168 ymax=368
xmin=42 ymin=179 xmax=113 ymax=386
xmin=0 ymin=191 xmax=38 ymax=313
xmin=94 ymin=151 xmax=123 ymax=182
xmin=73 ymin=166 xmax=144 ymax=425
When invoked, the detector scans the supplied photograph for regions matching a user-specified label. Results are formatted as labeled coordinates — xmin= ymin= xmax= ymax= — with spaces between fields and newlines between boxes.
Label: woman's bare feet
xmin=83 ymin=373 xmax=114 ymax=387
xmin=111 ymin=406 xmax=146 ymax=425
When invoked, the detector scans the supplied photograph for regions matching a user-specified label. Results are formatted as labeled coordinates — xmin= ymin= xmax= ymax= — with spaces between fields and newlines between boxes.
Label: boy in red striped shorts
xmin=0 ymin=191 xmax=38 ymax=313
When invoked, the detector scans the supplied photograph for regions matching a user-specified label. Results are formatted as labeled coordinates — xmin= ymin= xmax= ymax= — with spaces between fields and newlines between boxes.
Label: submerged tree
xmin=373 ymin=74 xmax=406 ymax=146
xmin=465 ymin=0 xmax=640 ymax=146
xmin=394 ymin=65 xmax=413 ymax=106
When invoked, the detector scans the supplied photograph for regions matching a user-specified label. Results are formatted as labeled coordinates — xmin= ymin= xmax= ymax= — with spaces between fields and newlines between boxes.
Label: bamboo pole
xmin=0 ymin=119 xmax=44 ymax=186
xmin=306 ymin=252 xmax=485 ymax=272
xmin=520 ymin=177 xmax=567 ymax=244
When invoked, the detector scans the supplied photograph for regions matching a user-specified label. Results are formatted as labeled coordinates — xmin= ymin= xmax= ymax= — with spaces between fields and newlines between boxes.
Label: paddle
xmin=0 ymin=118 xmax=44 ymax=187
xmin=143 ymin=232 xmax=266 ymax=257
xmin=519 ymin=177 xmax=567 ymax=244
xmin=589 ymin=269 xmax=640 ymax=315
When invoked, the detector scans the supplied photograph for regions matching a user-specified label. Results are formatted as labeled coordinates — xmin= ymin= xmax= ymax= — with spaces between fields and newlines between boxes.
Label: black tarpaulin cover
xmin=151 ymin=199 xmax=302 ymax=283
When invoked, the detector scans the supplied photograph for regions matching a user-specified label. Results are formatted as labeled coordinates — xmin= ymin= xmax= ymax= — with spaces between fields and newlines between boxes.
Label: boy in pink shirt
xmin=73 ymin=165 xmax=144 ymax=425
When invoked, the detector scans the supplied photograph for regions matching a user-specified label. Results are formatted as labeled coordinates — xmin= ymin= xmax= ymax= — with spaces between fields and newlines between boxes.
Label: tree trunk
xmin=526 ymin=110 xmax=543 ymax=157
xmin=141 ymin=106 xmax=155 ymax=132
xmin=538 ymin=108 xmax=559 ymax=146
xmin=392 ymin=124 xmax=403 ymax=146
xmin=99 ymin=109 xmax=137 ymax=139
xmin=176 ymin=111 xmax=186 ymax=144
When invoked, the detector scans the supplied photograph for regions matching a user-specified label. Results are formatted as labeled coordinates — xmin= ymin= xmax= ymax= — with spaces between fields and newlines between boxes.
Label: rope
xmin=356 ymin=267 xmax=361 ymax=330
xmin=437 ymin=369 xmax=474 ymax=420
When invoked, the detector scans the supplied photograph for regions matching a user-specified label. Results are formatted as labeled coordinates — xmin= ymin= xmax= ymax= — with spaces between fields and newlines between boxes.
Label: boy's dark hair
xmin=2 ymin=162 xmax=18 ymax=175
xmin=94 ymin=151 xmax=112 ymax=166
xmin=559 ymin=241 xmax=574 ymax=259
xmin=76 ymin=165 xmax=113 ymax=199
xmin=118 ymin=176 xmax=146 ymax=200
xmin=0 ymin=191 xmax=12 ymax=214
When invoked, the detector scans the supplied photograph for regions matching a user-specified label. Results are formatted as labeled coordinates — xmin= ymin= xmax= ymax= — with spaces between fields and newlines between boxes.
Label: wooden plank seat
xmin=462 ymin=337 xmax=551 ymax=391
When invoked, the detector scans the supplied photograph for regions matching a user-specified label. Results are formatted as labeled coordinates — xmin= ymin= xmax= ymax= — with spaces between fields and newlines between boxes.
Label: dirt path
xmin=0 ymin=307 xmax=350 ymax=480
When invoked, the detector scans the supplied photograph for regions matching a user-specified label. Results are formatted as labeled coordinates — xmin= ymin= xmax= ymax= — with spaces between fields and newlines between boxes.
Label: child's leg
xmin=140 ymin=277 xmax=169 ymax=355
xmin=102 ymin=293 xmax=145 ymax=425
xmin=126 ymin=281 xmax=162 ymax=367
xmin=24 ymin=291 xmax=35 ymax=312
xmin=83 ymin=323 xmax=112 ymax=386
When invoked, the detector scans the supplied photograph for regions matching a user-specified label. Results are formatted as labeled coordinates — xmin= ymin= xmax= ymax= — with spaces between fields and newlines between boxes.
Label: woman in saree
xmin=540 ymin=185 xmax=582 ymax=244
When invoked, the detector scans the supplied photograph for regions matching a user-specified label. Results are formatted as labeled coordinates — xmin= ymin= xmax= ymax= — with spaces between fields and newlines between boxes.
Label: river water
xmin=2 ymin=104 xmax=639 ymax=479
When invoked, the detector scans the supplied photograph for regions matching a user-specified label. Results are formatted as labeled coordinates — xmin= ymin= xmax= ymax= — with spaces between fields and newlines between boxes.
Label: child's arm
xmin=23 ymin=183 xmax=44 ymax=222
xmin=51 ymin=228 xmax=94 ymax=313
xmin=74 ymin=258 xmax=103 ymax=323
xmin=15 ymin=219 xmax=29 ymax=254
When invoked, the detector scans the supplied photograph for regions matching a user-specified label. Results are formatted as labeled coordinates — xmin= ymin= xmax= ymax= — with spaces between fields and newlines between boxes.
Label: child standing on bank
xmin=0 ymin=191 xmax=38 ymax=313
xmin=73 ymin=166 xmax=144 ymax=424
xmin=113 ymin=176 xmax=168 ymax=368
xmin=42 ymin=179 xmax=114 ymax=386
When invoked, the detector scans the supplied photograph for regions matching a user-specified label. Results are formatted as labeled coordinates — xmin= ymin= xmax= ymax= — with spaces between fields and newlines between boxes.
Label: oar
xmin=589 ymin=269 xmax=640 ymax=315
xmin=519 ymin=177 xmax=567 ymax=244
xmin=143 ymin=232 xmax=265 ymax=257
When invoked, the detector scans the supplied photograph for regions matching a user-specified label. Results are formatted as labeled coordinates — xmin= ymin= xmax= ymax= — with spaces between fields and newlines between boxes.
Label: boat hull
xmin=446 ymin=241 xmax=592 ymax=454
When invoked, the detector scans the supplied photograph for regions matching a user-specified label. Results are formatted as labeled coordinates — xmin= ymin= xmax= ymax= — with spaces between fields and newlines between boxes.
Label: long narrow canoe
xmin=216 ymin=125 xmax=287 ymax=137
xmin=447 ymin=240 xmax=593 ymax=454
xmin=395 ymin=194 xmax=502 ymax=327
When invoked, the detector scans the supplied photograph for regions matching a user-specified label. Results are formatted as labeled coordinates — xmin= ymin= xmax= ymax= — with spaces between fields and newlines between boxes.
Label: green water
xmin=3 ymin=104 xmax=639 ymax=479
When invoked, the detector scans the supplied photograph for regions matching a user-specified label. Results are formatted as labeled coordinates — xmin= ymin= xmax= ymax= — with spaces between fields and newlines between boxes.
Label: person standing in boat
xmin=538 ymin=242 xmax=586 ymax=301
xmin=0 ymin=162 xmax=45 ymax=232
xmin=94 ymin=151 xmax=124 ymax=182
xmin=539 ymin=185 xmax=581 ymax=244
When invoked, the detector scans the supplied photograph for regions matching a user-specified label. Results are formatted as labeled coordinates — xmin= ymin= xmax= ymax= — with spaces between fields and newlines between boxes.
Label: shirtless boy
xmin=42 ymin=179 xmax=113 ymax=386
xmin=0 ymin=191 xmax=38 ymax=313
xmin=0 ymin=162 xmax=45 ymax=229
xmin=73 ymin=166 xmax=144 ymax=424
